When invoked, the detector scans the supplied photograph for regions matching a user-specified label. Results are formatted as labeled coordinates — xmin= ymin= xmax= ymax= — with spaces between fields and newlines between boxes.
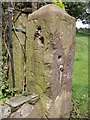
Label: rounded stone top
xmin=38 ymin=4 xmax=66 ymax=13
xmin=28 ymin=4 xmax=75 ymax=21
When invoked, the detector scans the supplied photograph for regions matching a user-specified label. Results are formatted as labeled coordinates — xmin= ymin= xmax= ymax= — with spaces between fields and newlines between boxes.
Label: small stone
xmin=0 ymin=104 xmax=11 ymax=119
xmin=10 ymin=103 xmax=34 ymax=118
xmin=59 ymin=64 xmax=64 ymax=72
xmin=28 ymin=94 xmax=40 ymax=105
xmin=5 ymin=93 xmax=40 ymax=108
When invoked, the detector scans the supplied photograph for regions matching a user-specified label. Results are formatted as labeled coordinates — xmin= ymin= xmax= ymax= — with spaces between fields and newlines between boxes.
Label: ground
xmin=71 ymin=32 xmax=89 ymax=118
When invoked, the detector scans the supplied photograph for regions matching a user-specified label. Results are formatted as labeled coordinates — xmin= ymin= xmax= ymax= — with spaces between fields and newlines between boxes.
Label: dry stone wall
xmin=0 ymin=92 xmax=40 ymax=119
xmin=7 ymin=4 xmax=76 ymax=118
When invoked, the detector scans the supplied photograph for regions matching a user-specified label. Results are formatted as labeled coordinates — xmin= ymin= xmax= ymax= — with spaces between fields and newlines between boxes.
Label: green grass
xmin=71 ymin=32 xmax=89 ymax=118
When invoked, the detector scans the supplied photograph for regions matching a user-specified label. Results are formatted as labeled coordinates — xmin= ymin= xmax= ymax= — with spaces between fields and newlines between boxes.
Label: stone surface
xmin=26 ymin=102 xmax=42 ymax=118
xmin=26 ymin=4 xmax=76 ymax=118
xmin=47 ymin=91 xmax=72 ymax=118
xmin=10 ymin=103 xmax=34 ymax=118
xmin=9 ymin=13 xmax=28 ymax=91
xmin=0 ymin=104 xmax=11 ymax=119
xmin=5 ymin=93 xmax=39 ymax=108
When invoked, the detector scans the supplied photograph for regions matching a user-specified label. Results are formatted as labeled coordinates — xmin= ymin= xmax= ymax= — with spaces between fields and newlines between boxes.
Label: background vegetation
xmin=70 ymin=32 xmax=88 ymax=118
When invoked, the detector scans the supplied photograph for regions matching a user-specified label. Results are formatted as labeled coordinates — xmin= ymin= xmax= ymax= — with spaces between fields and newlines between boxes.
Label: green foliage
xmin=52 ymin=0 xmax=65 ymax=10
xmin=64 ymin=2 xmax=88 ymax=20
xmin=0 ymin=79 xmax=17 ymax=100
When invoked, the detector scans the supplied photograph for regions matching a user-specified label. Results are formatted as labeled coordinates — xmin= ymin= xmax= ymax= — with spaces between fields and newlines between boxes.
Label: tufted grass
xmin=71 ymin=32 xmax=89 ymax=118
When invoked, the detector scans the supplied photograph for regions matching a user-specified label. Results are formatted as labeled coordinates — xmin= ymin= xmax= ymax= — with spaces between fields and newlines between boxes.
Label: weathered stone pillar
xmin=9 ymin=14 xmax=28 ymax=91
xmin=26 ymin=4 xmax=76 ymax=118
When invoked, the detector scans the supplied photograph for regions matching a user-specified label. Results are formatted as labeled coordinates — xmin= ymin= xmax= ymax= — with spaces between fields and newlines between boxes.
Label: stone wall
xmin=8 ymin=4 xmax=76 ymax=118
xmin=0 ymin=92 xmax=40 ymax=119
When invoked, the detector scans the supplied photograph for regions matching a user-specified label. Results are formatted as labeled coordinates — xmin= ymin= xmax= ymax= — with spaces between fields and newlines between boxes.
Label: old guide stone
xmin=10 ymin=4 xmax=76 ymax=118
xmin=26 ymin=4 xmax=76 ymax=118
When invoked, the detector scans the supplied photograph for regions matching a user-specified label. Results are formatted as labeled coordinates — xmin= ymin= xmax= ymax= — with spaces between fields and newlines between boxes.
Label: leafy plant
xmin=0 ymin=79 xmax=17 ymax=100
xmin=52 ymin=0 xmax=65 ymax=10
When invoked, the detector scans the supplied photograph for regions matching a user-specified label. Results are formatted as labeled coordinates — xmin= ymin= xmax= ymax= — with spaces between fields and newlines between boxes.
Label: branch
xmin=12 ymin=23 xmax=25 ymax=55
xmin=4 ymin=23 xmax=11 ymax=59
